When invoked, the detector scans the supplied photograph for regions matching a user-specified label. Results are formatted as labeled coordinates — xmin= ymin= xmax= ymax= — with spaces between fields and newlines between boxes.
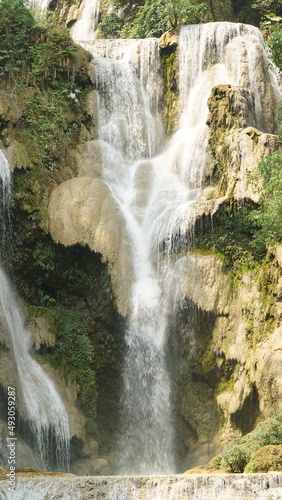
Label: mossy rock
xmin=14 ymin=467 xmax=75 ymax=477
xmin=244 ymin=445 xmax=282 ymax=472
xmin=0 ymin=466 xmax=6 ymax=476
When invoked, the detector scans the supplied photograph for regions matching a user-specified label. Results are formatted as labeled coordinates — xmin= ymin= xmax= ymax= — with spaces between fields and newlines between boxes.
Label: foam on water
xmin=1 ymin=473 xmax=281 ymax=500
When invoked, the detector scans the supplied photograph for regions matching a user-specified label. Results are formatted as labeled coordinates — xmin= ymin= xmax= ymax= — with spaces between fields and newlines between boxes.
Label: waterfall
xmin=29 ymin=0 xmax=101 ymax=42
xmin=71 ymin=0 xmax=100 ymax=42
xmin=0 ymin=151 xmax=11 ymax=244
xmin=1 ymin=473 xmax=282 ymax=499
xmin=29 ymin=0 xmax=49 ymax=10
xmin=0 ymin=153 xmax=70 ymax=471
xmin=83 ymin=22 xmax=281 ymax=475
xmin=18 ymin=0 xmax=282 ymax=481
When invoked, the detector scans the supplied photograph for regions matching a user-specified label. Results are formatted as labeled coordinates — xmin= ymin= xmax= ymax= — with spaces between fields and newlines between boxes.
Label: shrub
xmin=217 ymin=407 xmax=282 ymax=472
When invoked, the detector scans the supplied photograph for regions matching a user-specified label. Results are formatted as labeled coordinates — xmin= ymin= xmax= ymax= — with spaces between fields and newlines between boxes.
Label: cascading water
xmin=29 ymin=0 xmax=49 ymax=10
xmin=89 ymin=40 xmax=174 ymax=474
xmin=0 ymin=154 xmax=70 ymax=471
xmin=71 ymin=0 xmax=100 ymax=42
xmin=0 ymin=269 xmax=70 ymax=471
xmin=2 ymin=473 xmax=282 ymax=499
xmin=84 ymin=22 xmax=281 ymax=475
xmin=6 ymin=0 xmax=281 ymax=490
xmin=29 ymin=0 xmax=101 ymax=42
xmin=0 ymin=151 xmax=11 ymax=244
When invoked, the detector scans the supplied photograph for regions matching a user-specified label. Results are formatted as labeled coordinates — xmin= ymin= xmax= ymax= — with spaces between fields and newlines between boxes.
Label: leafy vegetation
xmin=215 ymin=407 xmax=282 ymax=472
xmin=0 ymin=0 xmax=91 ymax=176
xmin=99 ymin=0 xmax=273 ymax=39
xmin=267 ymin=23 xmax=282 ymax=72
xmin=244 ymin=25 xmax=282 ymax=250
xmin=100 ymin=0 xmax=224 ymax=38
xmin=193 ymin=203 xmax=262 ymax=280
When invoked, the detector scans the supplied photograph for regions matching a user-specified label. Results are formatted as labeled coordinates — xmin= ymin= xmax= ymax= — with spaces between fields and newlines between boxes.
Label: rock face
xmin=47 ymin=176 xmax=132 ymax=317
xmin=170 ymin=81 xmax=282 ymax=466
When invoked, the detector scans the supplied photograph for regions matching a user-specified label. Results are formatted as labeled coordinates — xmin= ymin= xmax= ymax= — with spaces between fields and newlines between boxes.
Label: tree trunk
xmin=209 ymin=0 xmax=216 ymax=21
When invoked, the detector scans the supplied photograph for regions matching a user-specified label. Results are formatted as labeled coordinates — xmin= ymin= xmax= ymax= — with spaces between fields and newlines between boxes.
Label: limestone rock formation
xmin=160 ymin=28 xmax=179 ymax=51
xmin=191 ymin=84 xmax=280 ymax=219
xmin=173 ymin=78 xmax=282 ymax=465
xmin=47 ymin=176 xmax=132 ymax=317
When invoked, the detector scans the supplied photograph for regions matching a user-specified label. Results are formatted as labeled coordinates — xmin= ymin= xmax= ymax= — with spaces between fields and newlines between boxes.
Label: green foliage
xmin=48 ymin=307 xmax=97 ymax=419
xmin=252 ymin=0 xmax=282 ymax=18
xmin=232 ymin=1 xmax=260 ymax=25
xmin=222 ymin=438 xmax=250 ymax=472
xmin=247 ymin=102 xmax=282 ymax=250
xmin=99 ymin=12 xmax=125 ymax=38
xmin=244 ymin=444 xmax=282 ymax=472
xmin=193 ymin=203 xmax=262 ymax=280
xmin=0 ymin=0 xmax=89 ymax=173
xmin=131 ymin=0 xmax=209 ymax=38
xmin=0 ymin=0 xmax=76 ymax=87
xmin=0 ymin=0 xmax=35 ymax=85
xmin=267 ymin=24 xmax=282 ymax=73
xmin=217 ymin=407 xmax=282 ymax=472
xmin=52 ymin=308 xmax=93 ymax=367
xmin=100 ymin=0 xmax=233 ymax=39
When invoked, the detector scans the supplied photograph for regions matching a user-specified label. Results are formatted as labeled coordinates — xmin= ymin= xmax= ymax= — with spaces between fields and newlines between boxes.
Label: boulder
xmin=47 ymin=176 xmax=133 ymax=317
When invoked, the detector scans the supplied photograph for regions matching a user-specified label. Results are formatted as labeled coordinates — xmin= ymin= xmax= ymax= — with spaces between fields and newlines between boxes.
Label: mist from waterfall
xmin=0 ymin=153 xmax=70 ymax=471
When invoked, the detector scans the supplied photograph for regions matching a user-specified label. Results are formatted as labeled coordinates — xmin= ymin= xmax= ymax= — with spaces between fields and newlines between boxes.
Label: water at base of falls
xmin=1 ymin=473 xmax=282 ymax=500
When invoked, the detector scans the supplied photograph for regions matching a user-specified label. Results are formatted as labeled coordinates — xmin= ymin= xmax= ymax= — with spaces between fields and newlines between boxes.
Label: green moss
xmin=161 ymin=49 xmax=179 ymax=134
xmin=201 ymin=344 xmax=217 ymax=377
xmin=216 ymin=378 xmax=234 ymax=395
xmin=192 ymin=202 xmax=263 ymax=283
xmin=86 ymin=418 xmax=101 ymax=441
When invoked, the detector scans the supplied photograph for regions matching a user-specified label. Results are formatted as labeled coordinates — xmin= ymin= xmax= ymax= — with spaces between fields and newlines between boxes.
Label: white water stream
xmin=82 ymin=22 xmax=281 ymax=475
xmin=29 ymin=0 xmax=49 ymax=11
xmin=71 ymin=0 xmax=100 ymax=42
xmin=0 ymin=153 xmax=70 ymax=471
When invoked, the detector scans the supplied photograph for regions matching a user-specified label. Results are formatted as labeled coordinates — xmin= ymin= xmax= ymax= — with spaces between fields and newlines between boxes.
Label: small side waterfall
xmin=0 ymin=154 xmax=70 ymax=470
xmin=0 ymin=269 xmax=70 ymax=470
xmin=71 ymin=0 xmax=100 ymax=42
xmin=0 ymin=151 xmax=11 ymax=243
xmin=29 ymin=0 xmax=49 ymax=10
